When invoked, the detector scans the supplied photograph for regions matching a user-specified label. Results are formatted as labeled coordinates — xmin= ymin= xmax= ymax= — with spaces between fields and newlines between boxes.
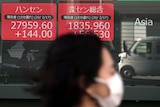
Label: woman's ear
xmin=86 ymin=82 xmax=110 ymax=98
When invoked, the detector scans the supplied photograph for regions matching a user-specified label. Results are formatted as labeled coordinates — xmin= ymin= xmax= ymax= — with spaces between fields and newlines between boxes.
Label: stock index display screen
xmin=0 ymin=0 xmax=160 ymax=85
xmin=58 ymin=3 xmax=114 ymax=41
xmin=2 ymin=3 xmax=56 ymax=40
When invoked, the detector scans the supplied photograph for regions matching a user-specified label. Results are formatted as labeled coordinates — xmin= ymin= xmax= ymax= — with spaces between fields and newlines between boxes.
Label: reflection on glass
xmin=0 ymin=0 xmax=160 ymax=85
xmin=134 ymin=42 xmax=152 ymax=54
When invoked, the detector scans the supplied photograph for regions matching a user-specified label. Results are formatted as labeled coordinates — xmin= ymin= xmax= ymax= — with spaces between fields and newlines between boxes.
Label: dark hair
xmin=31 ymin=34 xmax=103 ymax=107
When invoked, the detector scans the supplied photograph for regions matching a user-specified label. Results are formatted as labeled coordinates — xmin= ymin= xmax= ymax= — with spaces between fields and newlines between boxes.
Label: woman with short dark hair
xmin=30 ymin=34 xmax=123 ymax=107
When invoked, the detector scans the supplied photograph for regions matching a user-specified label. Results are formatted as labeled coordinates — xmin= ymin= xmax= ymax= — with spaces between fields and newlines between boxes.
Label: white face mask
xmin=92 ymin=72 xmax=124 ymax=107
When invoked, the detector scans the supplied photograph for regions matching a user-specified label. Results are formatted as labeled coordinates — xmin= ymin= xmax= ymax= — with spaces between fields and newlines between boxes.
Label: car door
xmin=154 ymin=41 xmax=160 ymax=75
xmin=130 ymin=41 xmax=154 ymax=75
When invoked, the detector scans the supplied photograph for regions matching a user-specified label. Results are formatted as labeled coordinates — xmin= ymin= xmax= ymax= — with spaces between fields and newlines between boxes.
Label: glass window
xmin=134 ymin=42 xmax=152 ymax=54
xmin=1 ymin=0 xmax=160 ymax=101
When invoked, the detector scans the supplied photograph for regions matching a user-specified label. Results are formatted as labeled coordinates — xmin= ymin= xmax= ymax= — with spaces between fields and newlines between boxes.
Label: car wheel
xmin=120 ymin=66 xmax=135 ymax=79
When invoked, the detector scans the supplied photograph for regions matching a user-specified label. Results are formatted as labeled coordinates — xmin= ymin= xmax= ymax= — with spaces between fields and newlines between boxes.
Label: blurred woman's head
xmin=31 ymin=33 xmax=123 ymax=107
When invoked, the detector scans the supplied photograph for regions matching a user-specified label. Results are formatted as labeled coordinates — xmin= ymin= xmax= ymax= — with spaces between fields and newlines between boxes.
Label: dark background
xmin=0 ymin=100 xmax=160 ymax=107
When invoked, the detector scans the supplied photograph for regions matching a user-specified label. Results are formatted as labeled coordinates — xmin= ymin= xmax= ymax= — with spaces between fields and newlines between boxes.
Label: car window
xmin=134 ymin=42 xmax=152 ymax=54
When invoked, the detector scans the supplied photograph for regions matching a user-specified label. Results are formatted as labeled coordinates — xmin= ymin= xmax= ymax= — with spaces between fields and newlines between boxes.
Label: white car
xmin=119 ymin=37 xmax=160 ymax=79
